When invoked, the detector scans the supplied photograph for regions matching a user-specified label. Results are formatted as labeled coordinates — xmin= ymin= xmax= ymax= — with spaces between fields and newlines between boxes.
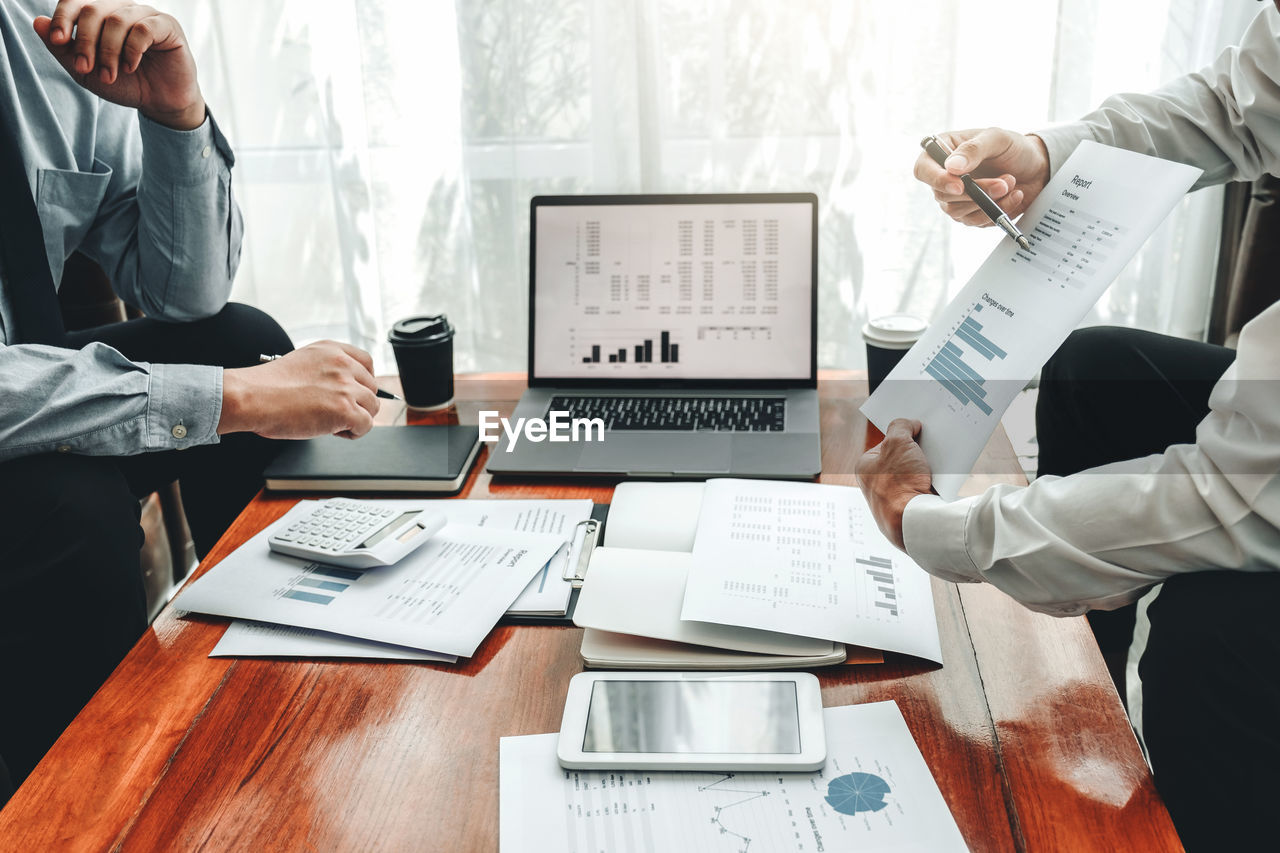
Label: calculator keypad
xmin=274 ymin=499 xmax=399 ymax=553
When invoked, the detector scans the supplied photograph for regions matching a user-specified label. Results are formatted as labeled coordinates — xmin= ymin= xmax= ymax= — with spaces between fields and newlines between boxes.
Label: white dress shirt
xmin=901 ymin=6 xmax=1280 ymax=616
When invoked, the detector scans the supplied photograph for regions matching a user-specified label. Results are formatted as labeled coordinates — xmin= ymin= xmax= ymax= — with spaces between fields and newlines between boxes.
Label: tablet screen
xmin=582 ymin=680 xmax=801 ymax=754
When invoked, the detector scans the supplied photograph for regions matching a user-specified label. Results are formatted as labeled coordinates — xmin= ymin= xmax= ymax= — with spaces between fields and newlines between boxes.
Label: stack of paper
xmin=211 ymin=621 xmax=457 ymax=662
xmin=573 ymin=547 xmax=863 ymax=669
xmin=176 ymin=499 xmax=592 ymax=660
xmin=572 ymin=479 xmax=940 ymax=668
xmin=682 ymin=479 xmax=943 ymax=663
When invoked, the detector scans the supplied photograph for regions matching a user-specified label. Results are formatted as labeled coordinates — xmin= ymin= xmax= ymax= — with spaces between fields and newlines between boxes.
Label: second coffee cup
xmin=862 ymin=313 xmax=928 ymax=394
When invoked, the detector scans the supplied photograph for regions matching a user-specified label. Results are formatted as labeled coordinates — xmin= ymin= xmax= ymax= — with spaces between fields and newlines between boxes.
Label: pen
xmin=258 ymin=354 xmax=404 ymax=402
xmin=921 ymin=135 xmax=1031 ymax=251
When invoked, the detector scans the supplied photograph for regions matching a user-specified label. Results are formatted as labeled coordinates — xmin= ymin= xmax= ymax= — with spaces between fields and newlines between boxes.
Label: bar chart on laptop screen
xmin=533 ymin=203 xmax=813 ymax=379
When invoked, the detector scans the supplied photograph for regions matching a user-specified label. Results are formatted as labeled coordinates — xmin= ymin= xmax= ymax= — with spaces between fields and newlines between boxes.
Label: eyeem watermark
xmin=478 ymin=410 xmax=605 ymax=452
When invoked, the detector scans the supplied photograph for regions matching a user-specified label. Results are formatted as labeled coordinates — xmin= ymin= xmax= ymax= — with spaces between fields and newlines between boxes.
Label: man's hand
xmin=219 ymin=342 xmax=381 ymax=441
xmin=33 ymin=1 xmax=206 ymax=131
xmin=914 ymin=128 xmax=1051 ymax=227
xmin=854 ymin=419 xmax=935 ymax=550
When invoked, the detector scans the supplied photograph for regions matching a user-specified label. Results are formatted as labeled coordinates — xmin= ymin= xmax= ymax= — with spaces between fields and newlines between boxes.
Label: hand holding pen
xmin=217 ymin=342 xmax=385 ymax=440
xmin=260 ymin=353 xmax=402 ymax=401
xmin=914 ymin=128 xmax=1051 ymax=241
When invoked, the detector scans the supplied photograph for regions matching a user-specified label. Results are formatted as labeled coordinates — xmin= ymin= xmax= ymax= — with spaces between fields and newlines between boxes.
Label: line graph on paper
xmin=558 ymin=760 xmax=911 ymax=853
xmin=701 ymin=775 xmax=774 ymax=852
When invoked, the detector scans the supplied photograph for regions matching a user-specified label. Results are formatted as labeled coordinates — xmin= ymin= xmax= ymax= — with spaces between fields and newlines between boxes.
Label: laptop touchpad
xmin=574 ymin=434 xmax=731 ymax=474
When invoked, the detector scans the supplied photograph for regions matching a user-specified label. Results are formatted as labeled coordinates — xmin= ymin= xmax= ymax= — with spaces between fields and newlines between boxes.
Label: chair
xmin=1209 ymin=174 xmax=1280 ymax=345
xmin=57 ymin=252 xmax=196 ymax=619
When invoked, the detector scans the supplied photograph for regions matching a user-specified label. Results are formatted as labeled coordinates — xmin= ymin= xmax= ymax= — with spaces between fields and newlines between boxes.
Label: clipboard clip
xmin=562 ymin=518 xmax=600 ymax=588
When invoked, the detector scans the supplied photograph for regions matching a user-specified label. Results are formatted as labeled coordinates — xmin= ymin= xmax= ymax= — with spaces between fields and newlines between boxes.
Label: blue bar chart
xmin=855 ymin=554 xmax=899 ymax=619
xmin=282 ymin=564 xmax=360 ymax=606
xmin=922 ymin=304 xmax=1007 ymax=416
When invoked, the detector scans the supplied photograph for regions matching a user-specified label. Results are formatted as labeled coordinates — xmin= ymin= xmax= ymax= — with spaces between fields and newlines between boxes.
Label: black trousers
xmin=0 ymin=303 xmax=291 ymax=804
xmin=1037 ymin=326 xmax=1278 ymax=852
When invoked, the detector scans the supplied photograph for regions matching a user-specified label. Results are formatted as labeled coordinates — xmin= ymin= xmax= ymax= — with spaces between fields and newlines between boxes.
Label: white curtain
xmin=169 ymin=0 xmax=1259 ymax=373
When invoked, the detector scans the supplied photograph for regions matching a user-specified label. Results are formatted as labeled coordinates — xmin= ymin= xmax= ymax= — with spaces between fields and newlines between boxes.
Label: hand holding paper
xmin=862 ymin=141 xmax=1201 ymax=500
xmin=854 ymin=418 xmax=934 ymax=549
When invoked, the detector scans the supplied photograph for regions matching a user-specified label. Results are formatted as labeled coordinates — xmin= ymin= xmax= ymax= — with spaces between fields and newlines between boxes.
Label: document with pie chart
xmin=499 ymin=700 xmax=967 ymax=852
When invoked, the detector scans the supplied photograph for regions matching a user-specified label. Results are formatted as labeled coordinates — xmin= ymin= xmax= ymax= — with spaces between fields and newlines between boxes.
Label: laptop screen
xmin=529 ymin=194 xmax=817 ymax=386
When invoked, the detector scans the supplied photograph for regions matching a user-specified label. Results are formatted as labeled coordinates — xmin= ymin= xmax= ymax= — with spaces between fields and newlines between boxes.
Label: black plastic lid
xmin=388 ymin=314 xmax=453 ymax=346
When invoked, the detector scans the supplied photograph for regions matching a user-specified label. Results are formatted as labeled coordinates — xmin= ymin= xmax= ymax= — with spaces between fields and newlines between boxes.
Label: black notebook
xmin=264 ymin=425 xmax=482 ymax=494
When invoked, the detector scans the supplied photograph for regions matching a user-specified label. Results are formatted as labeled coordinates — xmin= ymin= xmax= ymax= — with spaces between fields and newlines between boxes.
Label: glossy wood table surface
xmin=0 ymin=372 xmax=1181 ymax=852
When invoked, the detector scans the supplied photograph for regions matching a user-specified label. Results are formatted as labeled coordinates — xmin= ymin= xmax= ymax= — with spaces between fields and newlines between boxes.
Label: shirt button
xmin=57 ymin=445 xmax=71 ymax=453
xmin=171 ymin=424 xmax=188 ymax=439
xmin=201 ymin=145 xmax=212 ymax=159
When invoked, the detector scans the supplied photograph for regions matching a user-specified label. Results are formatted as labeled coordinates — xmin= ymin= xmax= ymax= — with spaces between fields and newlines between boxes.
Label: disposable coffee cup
xmin=862 ymin=313 xmax=928 ymax=395
xmin=388 ymin=314 xmax=455 ymax=410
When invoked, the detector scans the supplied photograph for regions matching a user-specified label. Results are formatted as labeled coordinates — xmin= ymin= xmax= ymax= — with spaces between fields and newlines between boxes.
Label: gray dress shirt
xmin=902 ymin=6 xmax=1280 ymax=615
xmin=0 ymin=0 xmax=241 ymax=461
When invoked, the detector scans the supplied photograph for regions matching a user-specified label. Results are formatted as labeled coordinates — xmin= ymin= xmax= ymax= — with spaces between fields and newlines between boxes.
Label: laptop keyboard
xmin=547 ymin=396 xmax=787 ymax=432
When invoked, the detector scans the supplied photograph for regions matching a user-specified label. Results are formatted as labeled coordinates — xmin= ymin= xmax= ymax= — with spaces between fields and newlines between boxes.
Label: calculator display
xmin=397 ymin=523 xmax=427 ymax=544
xmin=358 ymin=511 xmax=419 ymax=549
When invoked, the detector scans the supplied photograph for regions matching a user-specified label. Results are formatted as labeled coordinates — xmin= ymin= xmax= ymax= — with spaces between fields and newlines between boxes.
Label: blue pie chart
xmin=825 ymin=772 xmax=891 ymax=815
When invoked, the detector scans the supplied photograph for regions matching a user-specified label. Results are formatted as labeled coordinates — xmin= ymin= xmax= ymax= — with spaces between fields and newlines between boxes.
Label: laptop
xmin=486 ymin=193 xmax=821 ymax=479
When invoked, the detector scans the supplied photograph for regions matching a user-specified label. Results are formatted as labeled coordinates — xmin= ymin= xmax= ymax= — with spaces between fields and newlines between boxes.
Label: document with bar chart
xmin=862 ymin=141 xmax=1201 ymax=499
xmin=679 ymin=479 xmax=943 ymax=663
xmin=173 ymin=502 xmax=565 ymax=657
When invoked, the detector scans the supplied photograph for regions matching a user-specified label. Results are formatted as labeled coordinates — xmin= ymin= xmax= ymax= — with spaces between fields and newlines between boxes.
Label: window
xmin=174 ymin=0 xmax=1257 ymax=372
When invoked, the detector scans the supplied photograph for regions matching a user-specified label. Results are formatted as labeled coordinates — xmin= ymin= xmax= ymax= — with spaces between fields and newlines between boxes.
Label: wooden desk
xmin=0 ymin=373 xmax=1182 ymax=852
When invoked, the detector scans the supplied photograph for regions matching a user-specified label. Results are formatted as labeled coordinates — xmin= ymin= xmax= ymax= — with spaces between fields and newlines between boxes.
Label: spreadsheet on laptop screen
xmin=532 ymin=201 xmax=814 ymax=381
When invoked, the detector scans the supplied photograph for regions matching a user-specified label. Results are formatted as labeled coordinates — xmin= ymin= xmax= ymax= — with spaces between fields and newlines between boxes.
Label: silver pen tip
xmin=995 ymin=215 xmax=1027 ymax=250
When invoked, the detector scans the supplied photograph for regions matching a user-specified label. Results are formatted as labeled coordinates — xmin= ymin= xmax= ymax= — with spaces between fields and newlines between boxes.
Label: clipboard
xmin=500 ymin=503 xmax=608 ymax=626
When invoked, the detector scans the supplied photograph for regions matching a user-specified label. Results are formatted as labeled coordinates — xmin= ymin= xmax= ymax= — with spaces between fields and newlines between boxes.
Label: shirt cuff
xmin=1032 ymin=122 xmax=1094 ymax=177
xmin=138 ymin=109 xmax=236 ymax=186
xmin=901 ymin=494 xmax=982 ymax=584
xmin=144 ymin=363 xmax=224 ymax=451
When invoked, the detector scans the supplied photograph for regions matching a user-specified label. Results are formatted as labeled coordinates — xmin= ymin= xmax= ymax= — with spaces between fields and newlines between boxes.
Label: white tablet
xmin=556 ymin=671 xmax=826 ymax=771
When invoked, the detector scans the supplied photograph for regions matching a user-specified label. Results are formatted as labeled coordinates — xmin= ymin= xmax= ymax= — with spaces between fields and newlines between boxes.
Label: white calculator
xmin=268 ymin=498 xmax=447 ymax=569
